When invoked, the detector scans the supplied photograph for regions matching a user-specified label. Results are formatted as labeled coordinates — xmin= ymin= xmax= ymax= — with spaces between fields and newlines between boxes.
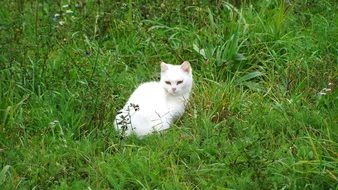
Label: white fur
xmin=114 ymin=61 xmax=193 ymax=137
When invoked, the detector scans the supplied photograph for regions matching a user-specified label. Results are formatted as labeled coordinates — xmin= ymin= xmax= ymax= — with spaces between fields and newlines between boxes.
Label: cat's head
xmin=160 ymin=61 xmax=193 ymax=96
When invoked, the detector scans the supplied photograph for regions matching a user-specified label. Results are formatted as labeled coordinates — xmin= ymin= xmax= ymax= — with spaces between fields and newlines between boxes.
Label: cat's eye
xmin=177 ymin=80 xmax=183 ymax=85
xmin=165 ymin=81 xmax=171 ymax=85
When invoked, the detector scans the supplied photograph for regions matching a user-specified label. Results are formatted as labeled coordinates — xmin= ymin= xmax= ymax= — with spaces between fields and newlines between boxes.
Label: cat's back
xmin=126 ymin=81 xmax=165 ymax=107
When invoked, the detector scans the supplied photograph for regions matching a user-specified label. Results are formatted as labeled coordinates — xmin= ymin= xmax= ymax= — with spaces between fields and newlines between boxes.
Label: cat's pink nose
xmin=172 ymin=87 xmax=177 ymax=92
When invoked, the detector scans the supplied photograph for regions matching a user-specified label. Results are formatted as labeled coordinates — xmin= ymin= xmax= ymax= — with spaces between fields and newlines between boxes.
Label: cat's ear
xmin=181 ymin=61 xmax=191 ymax=73
xmin=160 ymin=62 xmax=168 ymax=72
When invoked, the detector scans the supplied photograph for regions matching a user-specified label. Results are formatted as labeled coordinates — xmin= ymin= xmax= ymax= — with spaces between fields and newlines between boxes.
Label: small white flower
xmin=49 ymin=120 xmax=60 ymax=128
xmin=66 ymin=9 xmax=73 ymax=14
xmin=328 ymin=82 xmax=333 ymax=86
xmin=54 ymin=13 xmax=60 ymax=17
xmin=62 ymin=4 xmax=69 ymax=8
xmin=318 ymin=92 xmax=326 ymax=96
xmin=59 ymin=20 xmax=65 ymax=25
xmin=323 ymin=88 xmax=331 ymax=92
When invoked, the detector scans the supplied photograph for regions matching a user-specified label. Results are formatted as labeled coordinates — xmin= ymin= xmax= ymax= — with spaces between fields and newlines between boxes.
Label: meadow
xmin=0 ymin=0 xmax=337 ymax=189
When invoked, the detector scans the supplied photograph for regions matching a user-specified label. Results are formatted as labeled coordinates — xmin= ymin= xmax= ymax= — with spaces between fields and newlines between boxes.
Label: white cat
xmin=114 ymin=61 xmax=193 ymax=137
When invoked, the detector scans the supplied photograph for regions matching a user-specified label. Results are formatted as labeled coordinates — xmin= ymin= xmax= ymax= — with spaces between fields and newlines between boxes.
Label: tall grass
xmin=0 ymin=0 xmax=337 ymax=189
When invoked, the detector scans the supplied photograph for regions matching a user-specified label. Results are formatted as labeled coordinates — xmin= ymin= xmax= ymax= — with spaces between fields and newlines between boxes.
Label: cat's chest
xmin=166 ymin=97 xmax=185 ymax=114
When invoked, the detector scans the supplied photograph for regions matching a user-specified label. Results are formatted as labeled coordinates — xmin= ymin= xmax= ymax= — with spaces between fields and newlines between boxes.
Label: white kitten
xmin=114 ymin=61 xmax=193 ymax=137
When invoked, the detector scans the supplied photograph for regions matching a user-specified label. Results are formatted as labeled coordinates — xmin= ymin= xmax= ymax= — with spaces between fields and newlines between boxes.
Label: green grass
xmin=0 ymin=0 xmax=337 ymax=189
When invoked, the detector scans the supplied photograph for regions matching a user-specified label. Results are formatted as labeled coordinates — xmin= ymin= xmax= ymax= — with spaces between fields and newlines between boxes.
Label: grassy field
xmin=0 ymin=0 xmax=337 ymax=189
